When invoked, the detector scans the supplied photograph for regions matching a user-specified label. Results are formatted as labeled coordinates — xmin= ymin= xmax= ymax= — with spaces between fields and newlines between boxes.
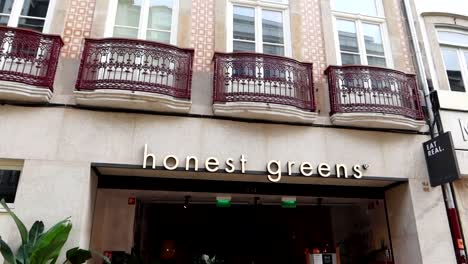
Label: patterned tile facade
xmin=61 ymin=0 xmax=96 ymax=59
xmin=190 ymin=0 xmax=215 ymax=72
xmin=300 ymin=0 xmax=327 ymax=83
xmin=393 ymin=0 xmax=415 ymax=73
xmin=58 ymin=0 xmax=413 ymax=74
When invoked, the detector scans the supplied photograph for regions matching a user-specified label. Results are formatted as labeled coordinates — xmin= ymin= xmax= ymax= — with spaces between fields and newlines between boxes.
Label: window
xmin=438 ymin=30 xmax=468 ymax=92
xmin=106 ymin=0 xmax=179 ymax=44
xmin=228 ymin=1 xmax=291 ymax=57
xmin=332 ymin=0 xmax=391 ymax=67
xmin=0 ymin=170 xmax=20 ymax=203
xmin=0 ymin=0 xmax=52 ymax=32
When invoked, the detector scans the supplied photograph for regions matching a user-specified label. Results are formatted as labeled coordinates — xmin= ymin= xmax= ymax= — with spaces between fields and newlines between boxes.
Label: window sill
xmin=0 ymin=203 xmax=15 ymax=213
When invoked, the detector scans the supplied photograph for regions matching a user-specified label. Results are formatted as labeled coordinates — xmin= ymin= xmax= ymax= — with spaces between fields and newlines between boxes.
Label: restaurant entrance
xmin=130 ymin=192 xmax=392 ymax=264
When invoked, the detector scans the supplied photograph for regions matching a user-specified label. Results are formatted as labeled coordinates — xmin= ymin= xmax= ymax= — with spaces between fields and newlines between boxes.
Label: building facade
xmin=411 ymin=0 xmax=468 ymax=262
xmin=0 ymin=0 xmax=461 ymax=263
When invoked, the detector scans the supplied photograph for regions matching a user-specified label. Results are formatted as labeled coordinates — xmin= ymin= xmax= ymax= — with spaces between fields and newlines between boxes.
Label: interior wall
xmin=331 ymin=202 xmax=390 ymax=261
xmin=90 ymin=189 xmax=137 ymax=262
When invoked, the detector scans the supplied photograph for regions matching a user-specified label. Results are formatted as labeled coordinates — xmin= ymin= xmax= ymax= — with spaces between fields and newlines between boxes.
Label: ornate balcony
xmin=325 ymin=65 xmax=425 ymax=131
xmin=0 ymin=27 xmax=63 ymax=103
xmin=75 ymin=38 xmax=194 ymax=113
xmin=213 ymin=52 xmax=317 ymax=123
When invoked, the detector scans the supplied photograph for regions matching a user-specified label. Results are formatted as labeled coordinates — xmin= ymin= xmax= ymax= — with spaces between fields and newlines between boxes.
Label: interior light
xmin=216 ymin=196 xmax=232 ymax=208
xmin=281 ymin=197 xmax=297 ymax=208
xmin=184 ymin=195 xmax=190 ymax=209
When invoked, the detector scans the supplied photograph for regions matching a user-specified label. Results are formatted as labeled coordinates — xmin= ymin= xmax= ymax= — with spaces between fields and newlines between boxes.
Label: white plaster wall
xmin=0 ymin=160 xmax=96 ymax=263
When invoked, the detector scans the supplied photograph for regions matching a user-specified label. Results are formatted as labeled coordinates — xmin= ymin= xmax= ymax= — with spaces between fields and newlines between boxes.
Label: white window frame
xmin=0 ymin=159 xmax=23 ymax=212
xmin=437 ymin=28 xmax=468 ymax=92
xmin=226 ymin=0 xmax=292 ymax=57
xmin=3 ymin=0 xmax=56 ymax=33
xmin=330 ymin=0 xmax=393 ymax=68
xmin=104 ymin=0 xmax=179 ymax=45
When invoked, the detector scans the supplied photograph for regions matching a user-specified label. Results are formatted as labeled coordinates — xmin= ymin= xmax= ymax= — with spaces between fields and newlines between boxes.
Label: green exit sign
xmin=281 ymin=197 xmax=297 ymax=208
xmin=216 ymin=197 xmax=231 ymax=207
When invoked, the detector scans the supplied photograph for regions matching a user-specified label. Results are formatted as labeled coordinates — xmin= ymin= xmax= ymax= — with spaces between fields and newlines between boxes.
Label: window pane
xmin=148 ymin=0 xmax=173 ymax=31
xmin=113 ymin=26 xmax=139 ymax=38
xmin=115 ymin=0 xmax=141 ymax=28
xmin=0 ymin=15 xmax=9 ymax=25
xmin=438 ymin=31 xmax=468 ymax=47
xmin=21 ymin=0 xmax=49 ymax=18
xmin=337 ymin=20 xmax=359 ymax=53
xmin=334 ymin=0 xmax=378 ymax=16
xmin=367 ymin=56 xmax=386 ymax=67
xmin=263 ymin=44 xmax=284 ymax=56
xmin=441 ymin=48 xmax=466 ymax=92
xmin=0 ymin=170 xmax=21 ymax=203
xmin=233 ymin=6 xmax=255 ymax=41
xmin=233 ymin=41 xmax=255 ymax=52
xmin=262 ymin=10 xmax=284 ymax=44
xmin=341 ymin=53 xmax=360 ymax=65
xmin=362 ymin=23 xmax=385 ymax=56
xmin=18 ymin=18 xmax=44 ymax=32
xmin=147 ymin=30 xmax=171 ymax=43
xmin=465 ymin=52 xmax=468 ymax=69
xmin=0 ymin=0 xmax=13 ymax=15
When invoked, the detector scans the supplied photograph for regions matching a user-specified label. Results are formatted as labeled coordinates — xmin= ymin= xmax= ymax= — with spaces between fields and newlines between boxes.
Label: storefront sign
xmin=142 ymin=144 xmax=367 ymax=183
xmin=459 ymin=119 xmax=468 ymax=141
xmin=423 ymin=132 xmax=460 ymax=187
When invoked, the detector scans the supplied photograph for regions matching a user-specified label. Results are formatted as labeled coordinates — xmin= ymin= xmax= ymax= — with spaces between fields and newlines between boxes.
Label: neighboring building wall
xmin=413 ymin=0 xmax=468 ymax=255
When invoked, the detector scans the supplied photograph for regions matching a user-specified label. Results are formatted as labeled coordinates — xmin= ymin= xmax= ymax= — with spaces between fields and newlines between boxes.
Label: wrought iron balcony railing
xmin=213 ymin=52 xmax=316 ymax=112
xmin=325 ymin=65 xmax=424 ymax=120
xmin=0 ymin=26 xmax=63 ymax=90
xmin=76 ymin=38 xmax=194 ymax=100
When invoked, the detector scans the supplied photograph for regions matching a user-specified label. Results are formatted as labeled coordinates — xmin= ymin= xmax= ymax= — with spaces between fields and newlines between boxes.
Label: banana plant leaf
xmin=17 ymin=221 xmax=45 ymax=264
xmin=0 ymin=236 xmax=16 ymax=264
xmin=66 ymin=247 xmax=92 ymax=264
xmin=0 ymin=199 xmax=28 ymax=244
xmin=28 ymin=219 xmax=72 ymax=264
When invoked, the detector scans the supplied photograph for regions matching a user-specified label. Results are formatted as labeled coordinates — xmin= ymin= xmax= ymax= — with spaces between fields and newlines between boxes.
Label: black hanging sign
xmin=423 ymin=132 xmax=460 ymax=187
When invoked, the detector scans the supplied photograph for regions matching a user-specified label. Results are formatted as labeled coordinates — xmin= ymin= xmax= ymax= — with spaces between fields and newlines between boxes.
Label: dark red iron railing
xmin=213 ymin=52 xmax=315 ymax=111
xmin=325 ymin=65 xmax=424 ymax=120
xmin=76 ymin=38 xmax=194 ymax=99
xmin=0 ymin=27 xmax=63 ymax=90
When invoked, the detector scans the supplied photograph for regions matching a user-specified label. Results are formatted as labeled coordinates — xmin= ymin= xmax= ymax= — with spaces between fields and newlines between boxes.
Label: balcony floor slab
xmin=0 ymin=81 xmax=52 ymax=103
xmin=213 ymin=102 xmax=317 ymax=124
xmin=74 ymin=89 xmax=191 ymax=113
xmin=330 ymin=112 xmax=426 ymax=131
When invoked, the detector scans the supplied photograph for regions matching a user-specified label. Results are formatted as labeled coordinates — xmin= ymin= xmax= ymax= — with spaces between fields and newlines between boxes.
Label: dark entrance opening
xmin=137 ymin=203 xmax=333 ymax=264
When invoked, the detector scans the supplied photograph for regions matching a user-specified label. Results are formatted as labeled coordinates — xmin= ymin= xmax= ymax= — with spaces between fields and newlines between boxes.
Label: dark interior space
xmin=135 ymin=203 xmax=333 ymax=264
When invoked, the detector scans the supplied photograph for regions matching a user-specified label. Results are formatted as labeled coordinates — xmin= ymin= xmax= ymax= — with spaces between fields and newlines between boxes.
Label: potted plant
xmin=0 ymin=199 xmax=109 ymax=264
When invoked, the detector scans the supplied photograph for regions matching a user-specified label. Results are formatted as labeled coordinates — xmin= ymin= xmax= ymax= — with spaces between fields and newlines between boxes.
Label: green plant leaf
xmin=16 ymin=221 xmax=45 ymax=264
xmin=16 ymin=244 xmax=29 ymax=264
xmin=0 ymin=236 xmax=16 ymax=264
xmin=29 ymin=218 xmax=72 ymax=264
xmin=0 ymin=199 xmax=28 ymax=244
xmin=65 ymin=247 xmax=92 ymax=264
xmin=28 ymin=221 xmax=44 ymax=246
